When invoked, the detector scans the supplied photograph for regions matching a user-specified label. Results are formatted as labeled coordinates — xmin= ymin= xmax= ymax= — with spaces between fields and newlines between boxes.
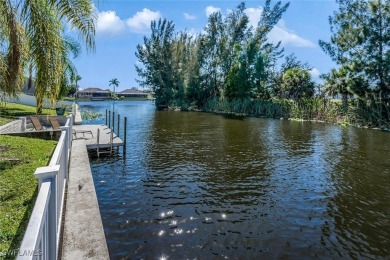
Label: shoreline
xmin=161 ymin=105 xmax=390 ymax=133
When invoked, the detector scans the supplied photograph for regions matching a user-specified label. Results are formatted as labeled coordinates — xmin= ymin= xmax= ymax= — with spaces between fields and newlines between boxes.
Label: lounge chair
xmin=30 ymin=117 xmax=46 ymax=131
xmin=48 ymin=117 xmax=61 ymax=130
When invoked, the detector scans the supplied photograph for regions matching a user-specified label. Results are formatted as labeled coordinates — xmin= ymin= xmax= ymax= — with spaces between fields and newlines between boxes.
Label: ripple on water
xmin=84 ymin=101 xmax=390 ymax=259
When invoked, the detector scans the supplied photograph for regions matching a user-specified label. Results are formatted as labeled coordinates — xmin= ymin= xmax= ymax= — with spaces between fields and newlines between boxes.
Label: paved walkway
xmin=0 ymin=120 xmax=22 ymax=134
xmin=61 ymin=139 xmax=109 ymax=259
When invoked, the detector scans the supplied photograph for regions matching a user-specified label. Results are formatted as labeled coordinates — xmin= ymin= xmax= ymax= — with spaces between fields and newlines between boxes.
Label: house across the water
xmin=117 ymin=88 xmax=149 ymax=99
xmin=77 ymin=88 xmax=111 ymax=100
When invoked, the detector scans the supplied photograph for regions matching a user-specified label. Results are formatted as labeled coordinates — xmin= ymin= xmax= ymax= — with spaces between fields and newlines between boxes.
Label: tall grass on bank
xmin=204 ymin=98 xmax=288 ymax=118
xmin=203 ymin=97 xmax=390 ymax=129
xmin=282 ymin=98 xmax=341 ymax=122
xmin=348 ymin=96 xmax=390 ymax=128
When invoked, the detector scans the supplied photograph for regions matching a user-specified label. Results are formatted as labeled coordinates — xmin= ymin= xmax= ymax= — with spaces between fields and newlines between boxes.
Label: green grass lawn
xmin=0 ymin=102 xmax=56 ymax=126
xmin=0 ymin=136 xmax=57 ymax=256
xmin=0 ymin=102 xmax=58 ymax=257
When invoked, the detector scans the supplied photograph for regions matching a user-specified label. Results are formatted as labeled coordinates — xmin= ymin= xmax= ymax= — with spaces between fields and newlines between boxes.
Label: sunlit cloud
xmin=96 ymin=11 xmax=126 ymax=36
xmin=183 ymin=12 xmax=196 ymax=20
xmin=244 ymin=7 xmax=262 ymax=27
xmin=205 ymin=6 xmax=221 ymax=17
xmin=269 ymin=20 xmax=316 ymax=48
xmin=126 ymin=8 xmax=161 ymax=33
xmin=309 ymin=68 xmax=320 ymax=78
xmin=244 ymin=7 xmax=315 ymax=48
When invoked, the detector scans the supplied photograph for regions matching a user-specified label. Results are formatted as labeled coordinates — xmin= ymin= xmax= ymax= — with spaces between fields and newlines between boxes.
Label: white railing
xmin=17 ymin=114 xmax=73 ymax=260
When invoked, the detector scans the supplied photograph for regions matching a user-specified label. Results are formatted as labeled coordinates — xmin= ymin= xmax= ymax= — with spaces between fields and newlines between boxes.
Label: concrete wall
xmin=2 ymin=93 xmax=72 ymax=108
xmin=2 ymin=130 xmax=62 ymax=140
xmin=3 ymin=93 xmax=51 ymax=108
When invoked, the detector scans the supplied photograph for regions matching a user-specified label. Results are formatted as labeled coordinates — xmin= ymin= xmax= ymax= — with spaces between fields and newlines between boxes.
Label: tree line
xmin=136 ymin=0 xmax=389 ymax=127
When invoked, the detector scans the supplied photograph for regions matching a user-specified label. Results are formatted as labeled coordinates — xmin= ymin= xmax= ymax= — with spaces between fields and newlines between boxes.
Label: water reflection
xmin=81 ymin=101 xmax=390 ymax=259
xmin=321 ymin=127 xmax=390 ymax=258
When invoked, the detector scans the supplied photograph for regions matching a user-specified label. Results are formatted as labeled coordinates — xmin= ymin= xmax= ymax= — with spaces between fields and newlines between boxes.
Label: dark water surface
xmin=79 ymin=101 xmax=390 ymax=259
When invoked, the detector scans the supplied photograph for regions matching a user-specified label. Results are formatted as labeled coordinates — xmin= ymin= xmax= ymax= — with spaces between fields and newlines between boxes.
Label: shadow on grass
xmin=0 ymin=160 xmax=21 ymax=171
xmin=0 ymin=107 xmax=36 ymax=120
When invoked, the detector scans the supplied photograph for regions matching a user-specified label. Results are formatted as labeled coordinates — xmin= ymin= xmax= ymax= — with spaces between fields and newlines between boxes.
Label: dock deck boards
xmin=72 ymin=124 xmax=123 ymax=149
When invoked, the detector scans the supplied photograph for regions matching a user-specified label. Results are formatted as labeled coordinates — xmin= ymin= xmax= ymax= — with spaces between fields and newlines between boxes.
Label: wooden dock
xmin=72 ymin=125 xmax=123 ymax=149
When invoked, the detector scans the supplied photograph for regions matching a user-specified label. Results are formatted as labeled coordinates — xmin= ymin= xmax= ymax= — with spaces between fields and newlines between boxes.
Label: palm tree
xmin=0 ymin=0 xmax=96 ymax=114
xmin=321 ymin=67 xmax=352 ymax=110
xmin=109 ymin=78 xmax=120 ymax=96
xmin=73 ymin=74 xmax=82 ymax=98
xmin=282 ymin=68 xmax=315 ymax=99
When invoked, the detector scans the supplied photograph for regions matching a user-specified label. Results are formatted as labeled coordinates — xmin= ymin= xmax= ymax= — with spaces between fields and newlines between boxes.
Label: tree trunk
xmin=341 ymin=93 xmax=348 ymax=111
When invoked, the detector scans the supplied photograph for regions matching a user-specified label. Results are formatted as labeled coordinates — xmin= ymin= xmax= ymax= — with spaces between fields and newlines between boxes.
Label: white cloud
xmin=269 ymin=21 xmax=316 ymax=48
xmin=184 ymin=12 xmax=196 ymax=20
xmin=205 ymin=6 xmax=221 ymax=17
xmin=244 ymin=7 xmax=315 ymax=48
xmin=309 ymin=68 xmax=320 ymax=78
xmin=97 ymin=11 xmax=126 ymax=36
xmin=244 ymin=7 xmax=262 ymax=28
xmin=126 ymin=8 xmax=161 ymax=33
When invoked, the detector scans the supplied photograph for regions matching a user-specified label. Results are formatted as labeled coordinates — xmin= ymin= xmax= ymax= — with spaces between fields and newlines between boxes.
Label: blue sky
xmin=71 ymin=0 xmax=338 ymax=92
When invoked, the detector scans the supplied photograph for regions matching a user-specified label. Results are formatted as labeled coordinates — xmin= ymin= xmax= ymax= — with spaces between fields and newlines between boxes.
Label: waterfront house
xmin=117 ymin=88 xmax=149 ymax=99
xmin=77 ymin=87 xmax=111 ymax=99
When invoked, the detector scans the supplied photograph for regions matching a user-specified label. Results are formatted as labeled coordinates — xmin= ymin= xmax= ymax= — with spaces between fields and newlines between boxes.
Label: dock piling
xmin=108 ymin=110 xmax=111 ymax=128
xmin=112 ymin=112 xmax=115 ymax=133
xmin=124 ymin=117 xmax=127 ymax=154
xmin=117 ymin=114 xmax=120 ymax=137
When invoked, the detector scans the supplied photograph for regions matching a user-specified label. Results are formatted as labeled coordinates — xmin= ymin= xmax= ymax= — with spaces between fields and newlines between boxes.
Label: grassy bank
xmin=0 ymin=136 xmax=57 ymax=257
xmin=0 ymin=102 xmax=56 ymax=126
xmin=0 ymin=102 xmax=58 ymax=257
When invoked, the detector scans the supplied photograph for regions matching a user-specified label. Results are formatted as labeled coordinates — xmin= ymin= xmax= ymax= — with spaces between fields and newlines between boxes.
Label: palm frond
xmin=23 ymin=0 xmax=63 ymax=112
xmin=54 ymin=0 xmax=97 ymax=52
xmin=0 ymin=0 xmax=27 ymax=97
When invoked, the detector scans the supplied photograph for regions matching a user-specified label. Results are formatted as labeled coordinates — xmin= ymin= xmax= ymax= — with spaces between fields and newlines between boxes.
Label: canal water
xmin=79 ymin=101 xmax=390 ymax=259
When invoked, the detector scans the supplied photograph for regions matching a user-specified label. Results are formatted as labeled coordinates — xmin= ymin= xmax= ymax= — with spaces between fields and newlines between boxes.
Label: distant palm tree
xmin=74 ymin=75 xmax=82 ymax=98
xmin=109 ymin=78 xmax=120 ymax=95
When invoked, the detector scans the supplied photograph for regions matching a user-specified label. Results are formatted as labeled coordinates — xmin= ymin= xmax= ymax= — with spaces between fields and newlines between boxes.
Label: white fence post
xmin=35 ymin=165 xmax=60 ymax=187
xmin=35 ymin=165 xmax=60 ymax=260
xmin=71 ymin=103 xmax=76 ymax=124
xmin=60 ymin=127 xmax=69 ymax=182
xmin=67 ymin=114 xmax=73 ymax=148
